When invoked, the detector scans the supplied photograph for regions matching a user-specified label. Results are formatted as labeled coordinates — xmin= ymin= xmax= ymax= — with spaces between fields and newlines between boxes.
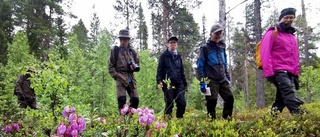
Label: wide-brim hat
xmin=118 ymin=29 xmax=131 ymax=38
xmin=27 ymin=66 xmax=36 ymax=73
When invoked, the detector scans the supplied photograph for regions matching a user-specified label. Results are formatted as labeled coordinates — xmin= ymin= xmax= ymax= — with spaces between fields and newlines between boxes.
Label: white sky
xmin=65 ymin=0 xmax=320 ymax=55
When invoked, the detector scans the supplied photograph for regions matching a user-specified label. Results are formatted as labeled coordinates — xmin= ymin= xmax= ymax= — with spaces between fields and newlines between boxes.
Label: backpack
xmin=254 ymin=27 xmax=278 ymax=70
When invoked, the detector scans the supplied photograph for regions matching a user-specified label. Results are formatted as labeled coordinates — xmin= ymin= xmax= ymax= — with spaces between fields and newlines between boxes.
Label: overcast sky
xmin=64 ymin=0 xmax=320 ymax=55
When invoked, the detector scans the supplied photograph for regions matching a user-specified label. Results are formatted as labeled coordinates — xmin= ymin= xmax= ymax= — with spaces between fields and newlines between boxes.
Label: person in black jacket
xmin=156 ymin=36 xmax=187 ymax=119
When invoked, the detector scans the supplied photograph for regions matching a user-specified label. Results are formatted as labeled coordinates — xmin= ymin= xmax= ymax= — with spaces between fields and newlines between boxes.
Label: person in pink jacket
xmin=260 ymin=7 xmax=304 ymax=115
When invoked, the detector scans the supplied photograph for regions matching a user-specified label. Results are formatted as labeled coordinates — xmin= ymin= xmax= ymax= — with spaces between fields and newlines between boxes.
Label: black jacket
xmin=14 ymin=74 xmax=36 ymax=100
xmin=156 ymin=49 xmax=187 ymax=86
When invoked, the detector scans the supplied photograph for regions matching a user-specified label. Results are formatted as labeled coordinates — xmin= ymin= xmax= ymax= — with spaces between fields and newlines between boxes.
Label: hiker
xmin=260 ymin=8 xmax=304 ymax=115
xmin=156 ymin=36 xmax=187 ymax=119
xmin=14 ymin=67 xmax=37 ymax=109
xmin=108 ymin=29 xmax=140 ymax=114
xmin=196 ymin=23 xmax=234 ymax=120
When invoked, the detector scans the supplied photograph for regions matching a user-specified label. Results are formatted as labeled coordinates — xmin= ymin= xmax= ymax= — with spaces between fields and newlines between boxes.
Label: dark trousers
xmin=162 ymin=83 xmax=186 ymax=118
xmin=268 ymin=71 xmax=304 ymax=114
xmin=18 ymin=99 xmax=37 ymax=109
xmin=206 ymin=80 xmax=234 ymax=119
xmin=117 ymin=82 xmax=139 ymax=113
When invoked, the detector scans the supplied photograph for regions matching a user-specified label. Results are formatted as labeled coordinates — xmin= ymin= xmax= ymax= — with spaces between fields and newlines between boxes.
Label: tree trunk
xmin=126 ymin=0 xmax=129 ymax=30
xmin=301 ymin=0 xmax=310 ymax=66
xmin=254 ymin=0 xmax=265 ymax=108
xmin=162 ymin=0 xmax=169 ymax=50
xmin=216 ymin=0 xmax=227 ymax=107
xmin=101 ymin=71 xmax=105 ymax=111
xmin=244 ymin=39 xmax=250 ymax=108
xmin=218 ymin=0 xmax=226 ymax=40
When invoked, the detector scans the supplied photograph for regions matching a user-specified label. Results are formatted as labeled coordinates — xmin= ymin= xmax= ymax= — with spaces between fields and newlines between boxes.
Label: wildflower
xmin=77 ymin=117 xmax=85 ymax=125
xmin=70 ymin=107 xmax=76 ymax=113
xmin=57 ymin=124 xmax=66 ymax=135
xmin=66 ymin=125 xmax=72 ymax=134
xmin=62 ymin=106 xmax=70 ymax=117
xmin=12 ymin=123 xmax=19 ymax=131
xmin=155 ymin=122 xmax=160 ymax=129
xmin=71 ymin=122 xmax=78 ymax=130
xmin=69 ymin=113 xmax=77 ymax=122
xmin=71 ymin=129 xmax=78 ymax=136
xmin=5 ymin=125 xmax=12 ymax=133
xmin=120 ymin=104 xmax=129 ymax=115
xmin=78 ymin=122 xmax=86 ymax=133
xmin=101 ymin=118 xmax=106 ymax=124
xmin=161 ymin=123 xmax=166 ymax=128
xmin=130 ymin=108 xmax=137 ymax=114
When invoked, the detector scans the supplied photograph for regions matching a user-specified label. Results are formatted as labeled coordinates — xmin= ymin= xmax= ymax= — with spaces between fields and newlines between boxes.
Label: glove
xmin=293 ymin=76 xmax=299 ymax=90
xmin=200 ymin=82 xmax=207 ymax=93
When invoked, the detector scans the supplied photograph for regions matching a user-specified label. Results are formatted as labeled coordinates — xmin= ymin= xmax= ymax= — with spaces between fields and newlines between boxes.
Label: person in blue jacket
xmin=197 ymin=24 xmax=234 ymax=120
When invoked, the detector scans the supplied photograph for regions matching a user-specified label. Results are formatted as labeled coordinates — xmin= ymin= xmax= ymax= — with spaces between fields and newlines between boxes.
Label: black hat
xmin=279 ymin=8 xmax=296 ymax=21
xmin=168 ymin=36 xmax=178 ymax=42
xmin=118 ymin=29 xmax=131 ymax=38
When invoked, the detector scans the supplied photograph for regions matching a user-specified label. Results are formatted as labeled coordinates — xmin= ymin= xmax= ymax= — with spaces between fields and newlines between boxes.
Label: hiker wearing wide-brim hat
xmin=109 ymin=29 xmax=140 ymax=115
xmin=260 ymin=7 xmax=305 ymax=116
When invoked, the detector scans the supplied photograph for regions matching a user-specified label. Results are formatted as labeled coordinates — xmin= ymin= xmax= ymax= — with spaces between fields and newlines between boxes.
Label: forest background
xmin=1 ymin=0 xmax=320 ymax=136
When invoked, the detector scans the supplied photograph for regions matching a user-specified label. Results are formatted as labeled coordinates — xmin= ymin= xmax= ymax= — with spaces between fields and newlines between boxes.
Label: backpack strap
xmin=273 ymin=26 xmax=278 ymax=38
xmin=128 ymin=48 xmax=137 ymax=60
xmin=113 ymin=46 xmax=120 ymax=70
xmin=200 ymin=45 xmax=208 ymax=76
xmin=201 ymin=45 xmax=208 ymax=62
xmin=114 ymin=45 xmax=137 ymax=68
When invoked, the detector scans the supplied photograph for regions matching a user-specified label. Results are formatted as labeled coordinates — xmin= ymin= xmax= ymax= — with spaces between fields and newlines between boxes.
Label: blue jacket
xmin=197 ymin=40 xmax=229 ymax=82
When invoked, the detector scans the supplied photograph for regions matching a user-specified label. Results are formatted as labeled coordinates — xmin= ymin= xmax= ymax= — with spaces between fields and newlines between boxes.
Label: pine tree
xmin=136 ymin=3 xmax=148 ymax=51
xmin=12 ymin=0 xmax=64 ymax=60
xmin=148 ymin=0 xmax=201 ymax=51
xmin=54 ymin=16 xmax=68 ymax=59
xmin=90 ymin=5 xmax=100 ymax=48
xmin=113 ymin=0 xmax=139 ymax=30
xmin=295 ymin=0 xmax=320 ymax=67
xmin=0 ymin=0 xmax=14 ymax=65
xmin=71 ymin=19 xmax=90 ymax=51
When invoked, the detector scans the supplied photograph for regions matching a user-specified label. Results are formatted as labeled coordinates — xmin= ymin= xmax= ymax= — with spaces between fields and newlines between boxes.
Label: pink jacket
xmin=260 ymin=26 xmax=300 ymax=77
